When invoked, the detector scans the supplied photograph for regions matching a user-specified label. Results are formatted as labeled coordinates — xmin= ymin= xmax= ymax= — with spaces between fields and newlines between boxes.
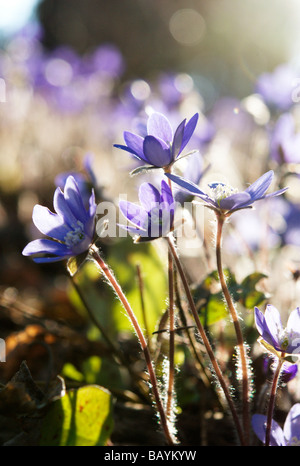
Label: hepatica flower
xmin=119 ymin=180 xmax=175 ymax=241
xmin=166 ymin=170 xmax=287 ymax=217
xmin=22 ymin=176 xmax=96 ymax=263
xmin=252 ymin=403 xmax=300 ymax=446
xmin=114 ymin=111 xmax=199 ymax=171
xmin=254 ymin=305 xmax=300 ymax=358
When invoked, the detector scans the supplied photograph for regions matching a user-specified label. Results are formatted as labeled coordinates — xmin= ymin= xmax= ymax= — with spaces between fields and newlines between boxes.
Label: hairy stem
xmin=165 ymin=174 xmax=176 ymax=422
xmin=265 ymin=357 xmax=284 ymax=447
xmin=166 ymin=248 xmax=175 ymax=419
xmin=215 ymin=215 xmax=251 ymax=444
xmin=136 ymin=263 xmax=151 ymax=353
xmin=70 ymin=275 xmax=149 ymax=400
xmin=89 ymin=244 xmax=175 ymax=446
xmin=166 ymin=234 xmax=245 ymax=446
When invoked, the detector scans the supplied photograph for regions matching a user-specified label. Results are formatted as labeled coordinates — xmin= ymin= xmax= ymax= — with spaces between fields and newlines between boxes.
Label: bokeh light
xmin=169 ymin=9 xmax=206 ymax=46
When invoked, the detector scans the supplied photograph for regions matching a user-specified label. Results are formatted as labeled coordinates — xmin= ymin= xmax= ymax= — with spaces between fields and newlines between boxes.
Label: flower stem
xmin=215 ymin=215 xmax=250 ymax=444
xmin=166 ymin=248 xmax=175 ymax=419
xmin=165 ymin=174 xmax=176 ymax=422
xmin=265 ymin=356 xmax=284 ymax=447
xmin=70 ymin=275 xmax=149 ymax=401
xmin=166 ymin=234 xmax=245 ymax=446
xmin=89 ymin=244 xmax=175 ymax=446
xmin=136 ymin=263 xmax=152 ymax=353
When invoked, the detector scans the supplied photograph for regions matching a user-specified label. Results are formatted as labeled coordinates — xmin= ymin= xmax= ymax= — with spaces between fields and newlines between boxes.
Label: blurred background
xmin=1 ymin=0 xmax=300 ymax=446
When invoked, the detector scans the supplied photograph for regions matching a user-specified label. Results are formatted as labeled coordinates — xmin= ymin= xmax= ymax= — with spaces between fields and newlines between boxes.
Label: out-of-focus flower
xmin=223 ymin=203 xmax=281 ymax=254
xmin=270 ymin=113 xmax=300 ymax=164
xmin=281 ymin=362 xmax=298 ymax=383
xmin=119 ymin=180 xmax=175 ymax=242
xmin=254 ymin=304 xmax=300 ymax=357
xmin=283 ymin=201 xmax=300 ymax=247
xmin=114 ymin=111 xmax=199 ymax=170
xmin=252 ymin=403 xmax=300 ymax=446
xmin=255 ymin=64 xmax=298 ymax=111
xmin=166 ymin=170 xmax=287 ymax=216
xmin=55 ymin=153 xmax=98 ymax=207
xmin=22 ymin=176 xmax=96 ymax=263
xmin=263 ymin=356 xmax=298 ymax=383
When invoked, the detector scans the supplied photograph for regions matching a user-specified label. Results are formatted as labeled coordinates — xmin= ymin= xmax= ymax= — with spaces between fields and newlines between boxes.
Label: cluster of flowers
xmin=22 ymin=103 xmax=300 ymax=445
xmin=5 ymin=28 xmax=300 ymax=253
xmin=8 ymin=19 xmax=300 ymax=446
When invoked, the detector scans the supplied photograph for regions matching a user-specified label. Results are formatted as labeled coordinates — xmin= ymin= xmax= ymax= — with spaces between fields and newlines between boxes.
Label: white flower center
xmin=64 ymin=221 xmax=86 ymax=247
xmin=208 ymin=182 xmax=238 ymax=204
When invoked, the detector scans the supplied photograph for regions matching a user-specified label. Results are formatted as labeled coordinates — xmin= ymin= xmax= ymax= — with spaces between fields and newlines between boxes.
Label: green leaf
xmin=193 ymin=269 xmax=267 ymax=326
xmin=238 ymin=272 xmax=268 ymax=308
xmin=40 ymin=385 xmax=113 ymax=446
xmin=198 ymin=293 xmax=228 ymax=326
xmin=61 ymin=363 xmax=84 ymax=383
xmin=106 ymin=238 xmax=168 ymax=335
xmin=69 ymin=238 xmax=167 ymax=339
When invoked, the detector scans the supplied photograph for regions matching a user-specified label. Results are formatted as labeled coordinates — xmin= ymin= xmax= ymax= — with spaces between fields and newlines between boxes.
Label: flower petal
xmin=287 ymin=307 xmax=300 ymax=334
xmin=143 ymin=135 xmax=172 ymax=167
xmin=33 ymin=255 xmax=70 ymax=263
xmin=118 ymin=224 xmax=147 ymax=237
xmin=252 ymin=414 xmax=286 ymax=446
xmin=119 ymin=200 xmax=147 ymax=228
xmin=160 ymin=180 xmax=174 ymax=207
xmin=138 ymin=182 xmax=161 ymax=211
xmin=113 ymin=143 xmax=144 ymax=160
xmin=64 ymin=176 xmax=89 ymax=223
xmin=245 ymin=170 xmax=274 ymax=200
xmin=283 ymin=403 xmax=300 ymax=443
xmin=53 ymin=187 xmax=78 ymax=227
xmin=172 ymin=119 xmax=185 ymax=158
xmin=264 ymin=304 xmax=284 ymax=350
xmin=32 ymin=205 xmax=68 ymax=241
xmin=123 ymin=131 xmax=149 ymax=162
xmin=179 ymin=113 xmax=199 ymax=154
xmin=262 ymin=187 xmax=289 ymax=200
xmin=22 ymin=238 xmax=70 ymax=257
xmin=254 ymin=305 xmax=282 ymax=351
xmin=166 ymin=173 xmax=217 ymax=208
xmin=219 ymin=192 xmax=252 ymax=211
xmin=84 ymin=190 xmax=97 ymax=239
xmin=286 ymin=308 xmax=300 ymax=354
xmin=147 ymin=112 xmax=173 ymax=143
xmin=281 ymin=363 xmax=298 ymax=383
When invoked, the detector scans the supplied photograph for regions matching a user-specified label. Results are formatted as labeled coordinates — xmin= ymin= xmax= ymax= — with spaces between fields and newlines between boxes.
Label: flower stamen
xmin=64 ymin=221 xmax=86 ymax=247
xmin=208 ymin=182 xmax=238 ymax=205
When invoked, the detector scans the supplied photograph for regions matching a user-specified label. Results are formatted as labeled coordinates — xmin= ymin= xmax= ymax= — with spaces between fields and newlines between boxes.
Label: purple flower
xmin=263 ymin=357 xmax=298 ymax=383
xmin=166 ymin=170 xmax=287 ymax=216
xmin=119 ymin=180 xmax=175 ymax=241
xmin=114 ymin=111 xmax=199 ymax=170
xmin=22 ymin=176 xmax=96 ymax=263
xmin=270 ymin=113 xmax=300 ymax=164
xmin=252 ymin=403 xmax=300 ymax=446
xmin=281 ymin=362 xmax=298 ymax=383
xmin=54 ymin=153 xmax=98 ymax=208
xmin=255 ymin=64 xmax=298 ymax=111
xmin=254 ymin=305 xmax=300 ymax=357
